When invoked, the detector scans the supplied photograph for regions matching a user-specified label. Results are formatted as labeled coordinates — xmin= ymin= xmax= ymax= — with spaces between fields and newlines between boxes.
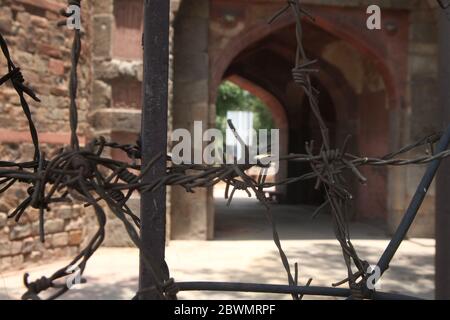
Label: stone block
xmin=409 ymin=54 xmax=438 ymax=76
xmin=125 ymin=196 xmax=141 ymax=219
xmin=22 ymin=237 xmax=35 ymax=254
xmin=178 ymin=0 xmax=209 ymax=19
xmin=44 ymin=219 xmax=65 ymax=234
xmin=11 ymin=254 xmax=24 ymax=266
xmin=410 ymin=22 xmax=437 ymax=43
xmin=173 ymin=79 xmax=209 ymax=105
xmin=0 ymin=212 xmax=7 ymax=228
xmin=28 ymin=251 xmax=42 ymax=263
xmin=94 ymin=60 xmax=142 ymax=81
xmin=89 ymin=109 xmax=142 ymax=133
xmin=175 ymin=17 xmax=209 ymax=52
xmin=68 ymin=246 xmax=79 ymax=256
xmin=57 ymin=206 xmax=76 ymax=220
xmin=10 ymin=241 xmax=22 ymax=255
xmin=0 ymin=240 xmax=10 ymax=257
xmin=111 ymin=78 xmax=142 ymax=109
xmin=173 ymin=52 xmax=209 ymax=82
xmin=0 ymin=6 xmax=13 ymax=34
xmin=93 ymin=15 xmax=113 ymax=59
xmin=65 ymin=218 xmax=83 ymax=232
xmin=36 ymin=43 xmax=63 ymax=59
xmin=31 ymin=221 xmax=40 ymax=237
xmin=30 ymin=15 xmax=48 ymax=29
xmin=0 ymin=256 xmax=12 ymax=269
xmin=93 ymin=80 xmax=111 ymax=109
xmin=0 ymin=228 xmax=8 ymax=241
xmin=388 ymin=208 xmax=435 ymax=238
xmin=48 ymin=58 xmax=65 ymax=76
xmin=10 ymin=224 xmax=31 ymax=240
xmin=104 ymin=217 xmax=135 ymax=247
xmin=52 ymin=233 xmax=69 ymax=247
xmin=171 ymin=186 xmax=213 ymax=240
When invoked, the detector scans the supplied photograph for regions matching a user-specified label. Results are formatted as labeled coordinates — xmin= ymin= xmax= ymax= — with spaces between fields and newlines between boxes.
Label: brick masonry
xmin=0 ymin=0 xmax=91 ymax=271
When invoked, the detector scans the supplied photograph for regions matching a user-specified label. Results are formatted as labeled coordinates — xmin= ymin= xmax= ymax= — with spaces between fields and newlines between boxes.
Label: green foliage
xmin=216 ymin=81 xmax=274 ymax=135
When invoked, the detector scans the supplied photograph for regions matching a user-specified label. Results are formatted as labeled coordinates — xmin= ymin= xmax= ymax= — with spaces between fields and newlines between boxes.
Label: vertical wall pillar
xmin=387 ymin=3 xmax=439 ymax=237
xmin=171 ymin=0 xmax=213 ymax=240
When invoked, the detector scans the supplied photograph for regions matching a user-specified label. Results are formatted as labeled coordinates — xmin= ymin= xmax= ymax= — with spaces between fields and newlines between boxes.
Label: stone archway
xmin=209 ymin=0 xmax=411 ymax=221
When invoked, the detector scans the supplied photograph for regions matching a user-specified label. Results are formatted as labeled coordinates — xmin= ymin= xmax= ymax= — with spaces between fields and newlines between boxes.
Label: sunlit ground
xmin=0 ymin=188 xmax=434 ymax=300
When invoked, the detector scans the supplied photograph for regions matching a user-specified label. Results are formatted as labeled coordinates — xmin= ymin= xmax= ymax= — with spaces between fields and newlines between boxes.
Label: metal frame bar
xmin=176 ymin=282 xmax=422 ymax=300
xmin=139 ymin=0 xmax=171 ymax=300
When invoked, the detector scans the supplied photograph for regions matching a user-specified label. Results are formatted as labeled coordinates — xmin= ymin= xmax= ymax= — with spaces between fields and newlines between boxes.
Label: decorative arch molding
xmin=247 ymin=41 xmax=359 ymax=133
xmin=210 ymin=16 xmax=294 ymax=101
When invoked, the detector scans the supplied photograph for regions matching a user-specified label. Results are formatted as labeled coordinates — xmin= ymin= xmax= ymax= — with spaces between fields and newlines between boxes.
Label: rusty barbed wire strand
xmin=0 ymin=0 xmax=449 ymax=300
xmin=0 ymin=33 xmax=40 ymax=163
xmin=269 ymin=0 xmax=370 ymax=295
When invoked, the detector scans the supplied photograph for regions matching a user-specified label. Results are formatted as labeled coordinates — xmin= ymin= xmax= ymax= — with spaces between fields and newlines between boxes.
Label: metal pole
xmin=436 ymin=5 xmax=450 ymax=300
xmin=139 ymin=0 xmax=170 ymax=299
xmin=175 ymin=282 xmax=422 ymax=300
xmin=376 ymin=125 xmax=450 ymax=276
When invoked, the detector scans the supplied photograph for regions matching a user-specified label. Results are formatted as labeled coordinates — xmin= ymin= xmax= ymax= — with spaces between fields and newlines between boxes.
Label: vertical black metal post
xmin=139 ymin=0 xmax=170 ymax=299
xmin=436 ymin=5 xmax=450 ymax=300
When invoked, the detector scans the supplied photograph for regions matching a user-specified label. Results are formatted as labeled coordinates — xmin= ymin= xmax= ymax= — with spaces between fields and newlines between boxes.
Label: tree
xmin=216 ymin=81 xmax=274 ymax=136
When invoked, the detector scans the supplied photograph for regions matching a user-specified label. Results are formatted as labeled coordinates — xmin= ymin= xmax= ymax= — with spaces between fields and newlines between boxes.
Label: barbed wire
xmin=0 ymin=0 xmax=449 ymax=300
xmin=271 ymin=0 xmax=369 ymax=292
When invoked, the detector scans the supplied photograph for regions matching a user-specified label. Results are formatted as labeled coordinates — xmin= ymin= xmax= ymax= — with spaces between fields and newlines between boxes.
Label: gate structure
xmin=0 ymin=0 xmax=450 ymax=300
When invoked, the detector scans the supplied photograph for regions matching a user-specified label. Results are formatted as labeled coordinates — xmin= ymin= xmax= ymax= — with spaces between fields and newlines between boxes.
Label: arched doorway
xmin=212 ymin=78 xmax=289 ymax=237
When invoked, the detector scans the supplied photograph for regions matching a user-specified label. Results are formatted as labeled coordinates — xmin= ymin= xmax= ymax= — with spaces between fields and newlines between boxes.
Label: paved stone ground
xmin=0 ymin=190 xmax=435 ymax=300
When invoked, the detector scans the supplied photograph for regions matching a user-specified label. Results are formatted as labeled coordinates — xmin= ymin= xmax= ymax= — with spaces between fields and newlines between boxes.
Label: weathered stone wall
xmin=0 ymin=0 xmax=91 ymax=270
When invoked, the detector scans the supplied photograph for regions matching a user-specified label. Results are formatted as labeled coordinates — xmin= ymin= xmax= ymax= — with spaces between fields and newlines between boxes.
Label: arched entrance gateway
xmin=170 ymin=0 xmax=417 ymax=240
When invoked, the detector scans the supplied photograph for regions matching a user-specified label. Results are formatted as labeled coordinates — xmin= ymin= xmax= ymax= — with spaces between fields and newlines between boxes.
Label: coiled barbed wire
xmin=0 ymin=0 xmax=449 ymax=300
